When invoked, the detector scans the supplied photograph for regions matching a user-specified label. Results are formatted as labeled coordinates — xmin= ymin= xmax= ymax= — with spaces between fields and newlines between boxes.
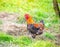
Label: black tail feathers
xmin=40 ymin=20 xmax=44 ymax=25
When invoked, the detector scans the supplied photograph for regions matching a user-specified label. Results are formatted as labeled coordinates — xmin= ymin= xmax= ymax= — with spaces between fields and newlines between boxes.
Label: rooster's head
xmin=25 ymin=14 xmax=31 ymax=20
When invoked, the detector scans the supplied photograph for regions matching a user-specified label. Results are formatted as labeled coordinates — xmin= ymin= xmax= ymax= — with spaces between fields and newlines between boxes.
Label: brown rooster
xmin=24 ymin=14 xmax=44 ymax=38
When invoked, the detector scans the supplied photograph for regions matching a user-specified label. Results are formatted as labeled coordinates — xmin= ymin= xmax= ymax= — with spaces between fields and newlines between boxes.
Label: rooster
xmin=24 ymin=14 xmax=44 ymax=38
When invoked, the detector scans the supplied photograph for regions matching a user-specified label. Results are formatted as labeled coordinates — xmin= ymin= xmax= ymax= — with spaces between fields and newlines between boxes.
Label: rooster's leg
xmin=32 ymin=34 xmax=36 ymax=38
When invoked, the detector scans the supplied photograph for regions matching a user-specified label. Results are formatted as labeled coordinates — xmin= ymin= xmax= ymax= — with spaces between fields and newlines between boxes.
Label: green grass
xmin=0 ymin=32 xmax=32 ymax=47
xmin=43 ymin=32 xmax=56 ymax=40
xmin=0 ymin=32 xmax=14 ymax=42
xmin=28 ymin=40 xmax=57 ymax=47
xmin=0 ymin=32 xmax=59 ymax=47
xmin=13 ymin=36 xmax=32 ymax=47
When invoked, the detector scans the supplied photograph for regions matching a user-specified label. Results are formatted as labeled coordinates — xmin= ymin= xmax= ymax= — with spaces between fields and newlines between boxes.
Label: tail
xmin=40 ymin=20 xmax=44 ymax=25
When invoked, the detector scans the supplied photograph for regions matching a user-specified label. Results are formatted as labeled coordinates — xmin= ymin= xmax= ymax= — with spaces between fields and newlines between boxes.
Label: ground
xmin=0 ymin=12 xmax=60 ymax=47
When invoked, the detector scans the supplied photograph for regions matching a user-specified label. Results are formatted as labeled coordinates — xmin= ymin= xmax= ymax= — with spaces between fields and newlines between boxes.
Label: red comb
xmin=25 ymin=14 xmax=30 ymax=20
